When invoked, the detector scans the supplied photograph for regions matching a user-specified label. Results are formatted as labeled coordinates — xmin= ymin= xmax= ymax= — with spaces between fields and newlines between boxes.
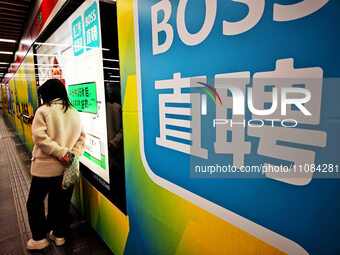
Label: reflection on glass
xmin=105 ymin=82 xmax=126 ymax=211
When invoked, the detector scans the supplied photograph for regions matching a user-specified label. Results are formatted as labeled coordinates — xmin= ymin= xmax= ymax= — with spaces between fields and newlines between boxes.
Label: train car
xmin=1 ymin=0 xmax=340 ymax=254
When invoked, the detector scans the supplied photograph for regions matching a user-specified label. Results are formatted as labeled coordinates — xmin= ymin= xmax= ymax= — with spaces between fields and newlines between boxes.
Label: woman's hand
xmin=28 ymin=115 xmax=34 ymax=124
xmin=59 ymin=154 xmax=70 ymax=166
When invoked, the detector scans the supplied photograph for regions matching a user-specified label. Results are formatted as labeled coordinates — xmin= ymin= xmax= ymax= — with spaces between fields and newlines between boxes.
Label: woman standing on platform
xmin=26 ymin=79 xmax=86 ymax=250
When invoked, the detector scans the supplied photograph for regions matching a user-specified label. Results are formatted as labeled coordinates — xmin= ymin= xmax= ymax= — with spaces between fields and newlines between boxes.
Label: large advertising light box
xmin=127 ymin=0 xmax=340 ymax=254
xmin=36 ymin=0 xmax=110 ymax=184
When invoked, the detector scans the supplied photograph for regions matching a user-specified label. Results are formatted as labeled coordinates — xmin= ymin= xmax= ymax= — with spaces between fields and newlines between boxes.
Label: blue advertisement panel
xmin=134 ymin=0 xmax=340 ymax=254
xmin=84 ymin=1 xmax=100 ymax=50
xmin=72 ymin=16 xmax=84 ymax=56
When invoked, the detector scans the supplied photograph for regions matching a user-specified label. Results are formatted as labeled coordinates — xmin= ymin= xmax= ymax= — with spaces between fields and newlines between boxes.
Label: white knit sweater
xmin=30 ymin=99 xmax=86 ymax=177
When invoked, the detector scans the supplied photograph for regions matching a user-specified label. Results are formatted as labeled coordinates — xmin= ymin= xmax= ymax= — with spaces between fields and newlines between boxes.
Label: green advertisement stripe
xmin=84 ymin=152 xmax=106 ymax=169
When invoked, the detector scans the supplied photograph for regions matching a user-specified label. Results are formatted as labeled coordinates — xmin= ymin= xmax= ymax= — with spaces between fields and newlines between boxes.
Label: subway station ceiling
xmin=0 ymin=0 xmax=34 ymax=82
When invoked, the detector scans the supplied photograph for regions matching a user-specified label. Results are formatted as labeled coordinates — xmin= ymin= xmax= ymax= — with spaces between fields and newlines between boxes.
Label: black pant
xmin=26 ymin=176 xmax=74 ymax=240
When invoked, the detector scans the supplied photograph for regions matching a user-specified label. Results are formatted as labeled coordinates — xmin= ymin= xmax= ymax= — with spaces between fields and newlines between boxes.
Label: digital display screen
xmin=36 ymin=0 xmax=110 ymax=184
xmin=68 ymin=82 xmax=97 ymax=114
xmin=35 ymin=0 xmax=127 ymax=215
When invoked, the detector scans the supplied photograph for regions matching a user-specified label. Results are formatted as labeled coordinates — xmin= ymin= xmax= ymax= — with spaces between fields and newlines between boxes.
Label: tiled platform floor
xmin=0 ymin=111 xmax=113 ymax=255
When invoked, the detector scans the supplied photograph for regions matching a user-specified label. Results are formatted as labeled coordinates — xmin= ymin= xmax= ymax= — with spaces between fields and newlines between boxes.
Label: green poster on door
xmin=68 ymin=82 xmax=97 ymax=114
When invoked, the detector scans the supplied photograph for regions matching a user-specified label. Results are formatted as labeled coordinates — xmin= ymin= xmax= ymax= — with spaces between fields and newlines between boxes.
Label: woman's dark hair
xmin=38 ymin=79 xmax=72 ymax=113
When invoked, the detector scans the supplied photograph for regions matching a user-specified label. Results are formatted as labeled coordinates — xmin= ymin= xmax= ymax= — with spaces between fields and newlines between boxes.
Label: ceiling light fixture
xmin=0 ymin=38 xmax=16 ymax=43
xmin=15 ymin=52 xmax=26 ymax=57
xmin=21 ymin=40 xmax=33 ymax=46
xmin=0 ymin=51 xmax=12 ymax=55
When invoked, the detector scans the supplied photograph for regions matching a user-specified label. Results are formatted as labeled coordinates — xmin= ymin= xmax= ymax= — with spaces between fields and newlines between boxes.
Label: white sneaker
xmin=49 ymin=231 xmax=65 ymax=246
xmin=26 ymin=238 xmax=49 ymax=250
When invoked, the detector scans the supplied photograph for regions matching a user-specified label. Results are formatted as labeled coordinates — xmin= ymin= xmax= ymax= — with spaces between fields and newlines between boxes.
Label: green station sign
xmin=68 ymin=82 xmax=97 ymax=114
